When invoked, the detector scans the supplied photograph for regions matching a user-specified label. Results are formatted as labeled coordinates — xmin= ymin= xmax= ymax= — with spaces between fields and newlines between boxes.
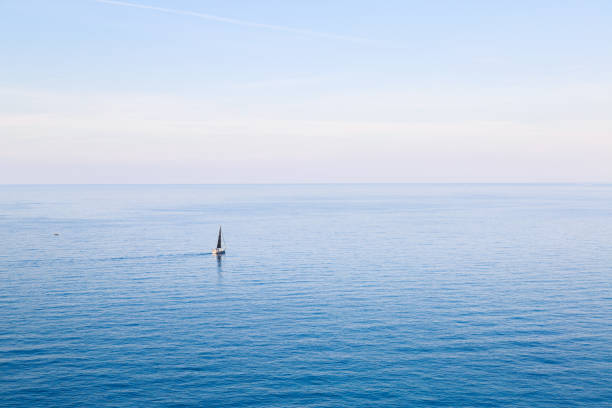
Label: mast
xmin=217 ymin=226 xmax=223 ymax=249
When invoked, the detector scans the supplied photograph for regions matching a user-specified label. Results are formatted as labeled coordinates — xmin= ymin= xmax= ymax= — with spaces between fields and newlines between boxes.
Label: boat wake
xmin=5 ymin=252 xmax=213 ymax=268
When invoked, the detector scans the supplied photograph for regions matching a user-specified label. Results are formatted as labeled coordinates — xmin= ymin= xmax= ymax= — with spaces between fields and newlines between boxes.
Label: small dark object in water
xmin=53 ymin=233 xmax=59 ymax=236
xmin=212 ymin=226 xmax=225 ymax=255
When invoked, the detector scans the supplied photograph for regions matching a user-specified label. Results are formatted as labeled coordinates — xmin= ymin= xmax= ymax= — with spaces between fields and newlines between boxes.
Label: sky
xmin=1 ymin=0 xmax=611 ymax=183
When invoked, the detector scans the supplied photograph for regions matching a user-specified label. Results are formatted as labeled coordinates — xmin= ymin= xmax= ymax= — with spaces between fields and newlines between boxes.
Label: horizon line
xmin=2 ymin=182 xmax=611 ymax=186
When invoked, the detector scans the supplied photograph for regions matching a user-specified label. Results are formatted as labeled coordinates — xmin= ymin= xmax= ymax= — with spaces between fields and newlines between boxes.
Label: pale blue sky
xmin=2 ymin=0 xmax=611 ymax=183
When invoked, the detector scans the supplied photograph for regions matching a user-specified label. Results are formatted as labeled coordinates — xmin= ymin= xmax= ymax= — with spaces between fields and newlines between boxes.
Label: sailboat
xmin=212 ymin=226 xmax=225 ymax=255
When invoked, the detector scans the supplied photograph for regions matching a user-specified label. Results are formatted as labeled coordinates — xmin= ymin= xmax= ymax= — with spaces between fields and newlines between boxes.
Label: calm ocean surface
xmin=1 ymin=184 xmax=611 ymax=407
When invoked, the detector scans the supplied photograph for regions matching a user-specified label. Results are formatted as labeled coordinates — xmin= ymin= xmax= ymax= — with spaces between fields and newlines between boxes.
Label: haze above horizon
xmin=1 ymin=0 xmax=611 ymax=183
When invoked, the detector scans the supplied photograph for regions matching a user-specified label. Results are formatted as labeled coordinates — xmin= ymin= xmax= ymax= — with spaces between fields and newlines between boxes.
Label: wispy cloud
xmin=94 ymin=0 xmax=373 ymax=44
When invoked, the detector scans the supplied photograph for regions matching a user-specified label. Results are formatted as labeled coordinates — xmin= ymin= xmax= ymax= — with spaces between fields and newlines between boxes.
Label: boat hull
xmin=212 ymin=248 xmax=225 ymax=255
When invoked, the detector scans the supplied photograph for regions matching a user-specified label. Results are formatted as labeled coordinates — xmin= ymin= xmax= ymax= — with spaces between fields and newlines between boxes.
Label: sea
xmin=1 ymin=184 xmax=611 ymax=407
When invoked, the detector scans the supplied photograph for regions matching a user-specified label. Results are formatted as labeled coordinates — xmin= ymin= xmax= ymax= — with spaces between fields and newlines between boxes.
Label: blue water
xmin=1 ymin=184 xmax=611 ymax=407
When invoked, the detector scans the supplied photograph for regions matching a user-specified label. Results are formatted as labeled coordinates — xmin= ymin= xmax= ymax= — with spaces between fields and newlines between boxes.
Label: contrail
xmin=94 ymin=0 xmax=374 ymax=44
